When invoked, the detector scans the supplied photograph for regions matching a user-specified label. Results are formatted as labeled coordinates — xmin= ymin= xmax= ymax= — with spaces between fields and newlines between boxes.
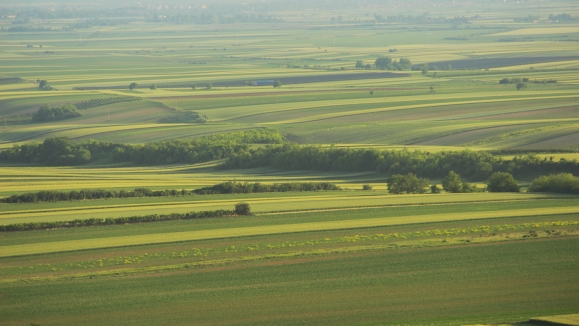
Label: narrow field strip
xmin=0 ymin=193 xmax=555 ymax=223
xmin=2 ymin=206 xmax=578 ymax=257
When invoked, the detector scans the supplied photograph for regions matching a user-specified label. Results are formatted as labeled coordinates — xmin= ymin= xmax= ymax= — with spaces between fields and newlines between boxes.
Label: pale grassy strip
xmin=2 ymin=206 xmax=579 ymax=258
xmin=531 ymin=314 xmax=579 ymax=326
xmin=490 ymin=27 xmax=579 ymax=36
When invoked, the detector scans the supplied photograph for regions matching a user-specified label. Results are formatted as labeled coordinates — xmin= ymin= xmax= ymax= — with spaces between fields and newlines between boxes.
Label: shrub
xmin=362 ymin=184 xmax=373 ymax=191
xmin=235 ymin=202 xmax=251 ymax=215
xmin=487 ymin=172 xmax=519 ymax=192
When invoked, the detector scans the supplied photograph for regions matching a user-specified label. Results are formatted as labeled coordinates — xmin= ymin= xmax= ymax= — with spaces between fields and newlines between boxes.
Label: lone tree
xmin=150 ymin=84 xmax=157 ymax=90
xmin=191 ymin=84 xmax=196 ymax=90
xmin=129 ymin=82 xmax=138 ymax=90
xmin=205 ymin=83 xmax=212 ymax=90
xmin=273 ymin=80 xmax=282 ymax=88
xmin=235 ymin=202 xmax=251 ymax=215
xmin=487 ymin=172 xmax=520 ymax=192
xmin=39 ymin=80 xmax=48 ymax=89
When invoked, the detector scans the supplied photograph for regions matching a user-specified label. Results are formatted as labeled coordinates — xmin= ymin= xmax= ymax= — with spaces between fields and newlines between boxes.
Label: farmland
xmin=1 ymin=0 xmax=579 ymax=325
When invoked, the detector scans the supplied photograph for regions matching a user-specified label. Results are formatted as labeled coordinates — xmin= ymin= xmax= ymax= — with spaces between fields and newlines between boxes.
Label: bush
xmin=150 ymin=84 xmax=157 ymax=90
xmin=129 ymin=82 xmax=138 ymax=90
xmin=362 ymin=184 xmax=373 ymax=191
xmin=235 ymin=202 xmax=251 ymax=215
xmin=487 ymin=172 xmax=519 ymax=192
xmin=430 ymin=184 xmax=441 ymax=193
xmin=528 ymin=173 xmax=579 ymax=194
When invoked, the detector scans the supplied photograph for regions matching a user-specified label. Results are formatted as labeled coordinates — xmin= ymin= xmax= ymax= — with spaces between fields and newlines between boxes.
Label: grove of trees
xmin=32 ymin=104 xmax=82 ymax=122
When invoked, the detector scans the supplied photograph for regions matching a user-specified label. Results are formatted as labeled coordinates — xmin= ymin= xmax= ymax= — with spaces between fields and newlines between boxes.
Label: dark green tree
xmin=516 ymin=82 xmax=527 ymax=90
xmin=129 ymin=82 xmax=138 ymax=90
xmin=387 ymin=173 xmax=430 ymax=194
xmin=273 ymin=80 xmax=282 ymax=88
xmin=421 ymin=64 xmax=429 ymax=75
xmin=487 ymin=172 xmax=519 ymax=192
xmin=235 ymin=202 xmax=251 ymax=215
xmin=442 ymin=171 xmax=463 ymax=193
xmin=375 ymin=56 xmax=393 ymax=70
xmin=150 ymin=84 xmax=157 ymax=90
xmin=39 ymin=80 xmax=48 ymax=89
xmin=355 ymin=60 xmax=364 ymax=68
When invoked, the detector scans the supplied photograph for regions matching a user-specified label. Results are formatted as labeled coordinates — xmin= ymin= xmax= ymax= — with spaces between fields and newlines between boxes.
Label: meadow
xmin=1 ymin=0 xmax=579 ymax=325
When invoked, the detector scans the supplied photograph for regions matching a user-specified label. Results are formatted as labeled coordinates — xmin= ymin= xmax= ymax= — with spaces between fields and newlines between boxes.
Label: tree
xmin=516 ymin=82 xmax=527 ymax=90
xmin=387 ymin=173 xmax=430 ymax=194
xmin=39 ymin=80 xmax=48 ymax=89
xmin=205 ymin=83 xmax=212 ymax=90
xmin=235 ymin=202 xmax=251 ymax=215
xmin=129 ymin=82 xmax=138 ymax=90
xmin=150 ymin=84 xmax=157 ymax=90
xmin=487 ymin=172 xmax=519 ymax=192
xmin=355 ymin=60 xmax=364 ymax=69
xmin=362 ymin=184 xmax=373 ymax=191
xmin=273 ymin=80 xmax=282 ymax=88
xmin=431 ymin=184 xmax=441 ymax=193
xmin=375 ymin=56 xmax=393 ymax=70
xmin=442 ymin=171 xmax=463 ymax=193
xmin=429 ymin=86 xmax=435 ymax=93
xmin=421 ymin=64 xmax=429 ymax=75
xmin=369 ymin=90 xmax=374 ymax=95
xmin=191 ymin=84 xmax=196 ymax=90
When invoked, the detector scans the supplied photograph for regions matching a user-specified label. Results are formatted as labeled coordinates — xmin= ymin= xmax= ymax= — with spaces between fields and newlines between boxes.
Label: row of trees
xmin=528 ymin=173 xmax=579 ymax=194
xmin=1 ymin=181 xmax=340 ymax=204
xmin=220 ymin=144 xmax=579 ymax=180
xmin=0 ymin=129 xmax=283 ymax=166
xmin=0 ymin=207 xmax=247 ymax=232
xmin=387 ymin=171 xmax=519 ymax=194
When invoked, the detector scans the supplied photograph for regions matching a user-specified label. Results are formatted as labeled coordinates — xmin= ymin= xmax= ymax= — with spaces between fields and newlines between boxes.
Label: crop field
xmin=1 ymin=0 xmax=579 ymax=325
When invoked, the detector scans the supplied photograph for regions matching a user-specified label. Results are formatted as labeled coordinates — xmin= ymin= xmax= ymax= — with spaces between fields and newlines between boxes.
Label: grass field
xmin=1 ymin=1 xmax=579 ymax=324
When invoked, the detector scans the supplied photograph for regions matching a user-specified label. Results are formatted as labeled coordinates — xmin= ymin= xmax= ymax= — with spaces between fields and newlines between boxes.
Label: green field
xmin=1 ymin=0 xmax=579 ymax=325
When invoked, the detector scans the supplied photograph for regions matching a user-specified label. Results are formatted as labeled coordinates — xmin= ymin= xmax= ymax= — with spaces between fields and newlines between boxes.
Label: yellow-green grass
xmin=531 ymin=314 xmax=579 ymax=326
xmin=490 ymin=27 xmax=579 ymax=36
xmin=2 ymin=205 xmax=578 ymax=257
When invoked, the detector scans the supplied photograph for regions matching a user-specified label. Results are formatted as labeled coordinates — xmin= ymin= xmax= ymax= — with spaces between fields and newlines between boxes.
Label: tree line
xmin=0 ymin=207 xmax=247 ymax=232
xmin=1 ymin=181 xmax=341 ymax=204
xmin=32 ymin=104 xmax=82 ymax=122
xmin=219 ymin=144 xmax=579 ymax=180
xmin=0 ymin=129 xmax=283 ymax=166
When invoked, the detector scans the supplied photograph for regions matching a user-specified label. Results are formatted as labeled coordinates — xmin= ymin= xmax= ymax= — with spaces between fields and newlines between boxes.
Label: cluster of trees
xmin=548 ymin=14 xmax=578 ymax=22
xmin=387 ymin=173 xmax=430 ymax=194
xmin=374 ymin=56 xmax=412 ymax=71
xmin=193 ymin=181 xmax=340 ymax=195
xmin=0 ymin=129 xmax=283 ymax=166
xmin=528 ymin=173 xmax=579 ymax=194
xmin=32 ymin=104 xmax=82 ymax=122
xmin=220 ymin=144 xmax=579 ymax=180
xmin=386 ymin=171 xmax=518 ymax=194
xmin=441 ymin=171 xmax=477 ymax=193
xmin=0 ymin=208 xmax=240 ymax=232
